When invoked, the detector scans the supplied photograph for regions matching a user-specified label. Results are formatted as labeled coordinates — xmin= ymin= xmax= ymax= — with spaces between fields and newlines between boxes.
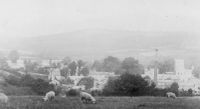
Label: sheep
xmin=80 ymin=91 xmax=96 ymax=104
xmin=43 ymin=91 xmax=55 ymax=101
xmin=0 ymin=93 xmax=8 ymax=104
xmin=166 ymin=92 xmax=176 ymax=99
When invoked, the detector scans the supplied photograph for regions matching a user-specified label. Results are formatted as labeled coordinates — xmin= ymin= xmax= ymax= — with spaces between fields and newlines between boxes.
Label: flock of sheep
xmin=0 ymin=91 xmax=177 ymax=105
xmin=43 ymin=90 xmax=96 ymax=104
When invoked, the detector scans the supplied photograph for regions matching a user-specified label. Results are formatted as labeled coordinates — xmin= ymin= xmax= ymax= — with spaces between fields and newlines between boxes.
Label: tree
xmin=170 ymin=82 xmax=179 ymax=96
xmin=60 ymin=67 xmax=70 ymax=77
xmin=188 ymin=88 xmax=193 ymax=96
xmin=62 ymin=57 xmax=71 ymax=65
xmin=0 ymin=57 xmax=8 ymax=69
xmin=77 ymin=77 xmax=94 ymax=90
xmin=121 ymin=57 xmax=144 ymax=75
xmin=192 ymin=66 xmax=200 ymax=78
xmin=103 ymin=73 xmax=149 ymax=96
xmin=8 ymin=50 xmax=19 ymax=63
xmin=92 ymin=60 xmax=103 ymax=71
xmin=24 ymin=60 xmax=38 ymax=73
xmin=68 ymin=61 xmax=77 ymax=76
xmin=20 ymin=74 xmax=36 ymax=87
xmin=60 ymin=77 xmax=74 ymax=85
xmin=102 ymin=56 xmax=121 ymax=72
xmin=79 ymin=67 xmax=89 ymax=76
xmin=77 ymin=60 xmax=85 ymax=73
xmin=148 ymin=58 xmax=175 ymax=74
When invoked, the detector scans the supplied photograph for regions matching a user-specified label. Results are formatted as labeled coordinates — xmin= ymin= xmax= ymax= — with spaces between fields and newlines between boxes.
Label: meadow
xmin=1 ymin=96 xmax=200 ymax=109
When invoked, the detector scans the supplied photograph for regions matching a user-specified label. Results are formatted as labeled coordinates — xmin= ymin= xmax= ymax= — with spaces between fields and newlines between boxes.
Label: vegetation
xmin=66 ymin=89 xmax=80 ymax=96
xmin=1 ymin=96 xmax=200 ymax=109
xmin=79 ymin=67 xmax=90 ymax=76
xmin=121 ymin=57 xmax=144 ymax=75
xmin=68 ymin=61 xmax=77 ymax=75
xmin=169 ymin=82 xmax=179 ymax=96
xmin=5 ymin=74 xmax=54 ymax=95
xmin=192 ymin=65 xmax=200 ymax=78
xmin=0 ymin=57 xmax=9 ymax=70
xmin=8 ymin=50 xmax=19 ymax=63
xmin=102 ymin=56 xmax=121 ymax=72
xmin=77 ymin=77 xmax=94 ymax=90
xmin=148 ymin=58 xmax=175 ymax=74
xmin=92 ymin=56 xmax=144 ymax=75
xmin=103 ymin=73 xmax=153 ymax=96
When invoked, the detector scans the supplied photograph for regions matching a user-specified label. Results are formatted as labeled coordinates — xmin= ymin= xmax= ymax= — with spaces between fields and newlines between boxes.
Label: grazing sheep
xmin=43 ymin=91 xmax=55 ymax=101
xmin=80 ymin=91 xmax=96 ymax=104
xmin=166 ymin=92 xmax=176 ymax=99
xmin=0 ymin=93 xmax=8 ymax=104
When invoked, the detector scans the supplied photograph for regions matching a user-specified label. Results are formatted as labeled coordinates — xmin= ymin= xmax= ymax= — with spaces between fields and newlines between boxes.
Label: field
xmin=1 ymin=96 xmax=200 ymax=109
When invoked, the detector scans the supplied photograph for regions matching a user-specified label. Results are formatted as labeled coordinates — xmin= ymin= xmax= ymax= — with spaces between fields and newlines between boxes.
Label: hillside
xmin=19 ymin=29 xmax=200 ymax=61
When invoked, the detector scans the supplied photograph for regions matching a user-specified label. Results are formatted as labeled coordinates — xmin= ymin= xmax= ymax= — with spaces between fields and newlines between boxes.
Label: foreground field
xmin=1 ymin=96 xmax=200 ymax=109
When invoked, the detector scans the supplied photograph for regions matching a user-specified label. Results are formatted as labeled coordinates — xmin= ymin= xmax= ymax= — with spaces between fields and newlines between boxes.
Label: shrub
xmin=150 ymin=88 xmax=170 ymax=97
xmin=5 ymin=75 xmax=21 ymax=86
xmin=30 ymin=79 xmax=54 ymax=95
xmin=5 ymin=74 xmax=54 ymax=95
xmin=91 ymin=89 xmax=102 ymax=96
xmin=103 ymin=73 xmax=150 ymax=96
xmin=66 ymin=89 xmax=79 ymax=96
xmin=20 ymin=74 xmax=36 ymax=87
xmin=2 ymin=85 xmax=36 ymax=95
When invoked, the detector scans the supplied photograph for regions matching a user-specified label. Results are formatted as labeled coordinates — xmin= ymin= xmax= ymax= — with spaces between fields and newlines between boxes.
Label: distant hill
xmin=19 ymin=29 xmax=200 ymax=62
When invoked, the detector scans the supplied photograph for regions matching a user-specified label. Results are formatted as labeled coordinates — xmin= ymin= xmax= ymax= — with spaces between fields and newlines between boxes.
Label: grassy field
xmin=1 ymin=96 xmax=200 ymax=109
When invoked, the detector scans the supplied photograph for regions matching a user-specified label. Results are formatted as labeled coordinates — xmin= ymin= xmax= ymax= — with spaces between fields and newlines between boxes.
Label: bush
xmin=103 ymin=73 xmax=150 ymax=96
xmin=31 ymin=79 xmax=54 ymax=95
xmin=91 ymin=89 xmax=102 ymax=96
xmin=179 ymin=89 xmax=194 ymax=96
xmin=20 ymin=74 xmax=36 ymax=87
xmin=5 ymin=75 xmax=21 ymax=86
xmin=66 ymin=89 xmax=79 ymax=96
xmin=150 ymin=88 xmax=170 ymax=97
xmin=2 ymin=85 xmax=36 ymax=95
xmin=5 ymin=74 xmax=54 ymax=95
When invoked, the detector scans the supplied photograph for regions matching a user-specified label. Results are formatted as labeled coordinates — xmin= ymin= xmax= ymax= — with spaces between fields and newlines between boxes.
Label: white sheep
xmin=43 ymin=91 xmax=55 ymax=101
xmin=166 ymin=92 xmax=176 ymax=99
xmin=80 ymin=91 xmax=96 ymax=104
xmin=0 ymin=93 xmax=8 ymax=104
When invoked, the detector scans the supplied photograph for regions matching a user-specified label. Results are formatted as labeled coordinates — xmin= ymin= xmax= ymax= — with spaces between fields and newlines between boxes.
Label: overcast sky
xmin=0 ymin=0 xmax=200 ymax=49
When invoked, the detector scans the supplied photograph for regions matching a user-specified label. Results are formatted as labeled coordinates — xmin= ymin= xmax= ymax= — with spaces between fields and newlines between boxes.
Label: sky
xmin=0 ymin=0 xmax=200 ymax=49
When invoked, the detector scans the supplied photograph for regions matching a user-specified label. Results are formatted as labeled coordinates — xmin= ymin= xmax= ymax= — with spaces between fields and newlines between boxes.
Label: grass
xmin=1 ymin=96 xmax=200 ymax=109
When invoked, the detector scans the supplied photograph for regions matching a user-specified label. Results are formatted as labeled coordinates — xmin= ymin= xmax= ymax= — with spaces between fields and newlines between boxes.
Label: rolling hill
xmin=18 ymin=29 xmax=200 ymax=62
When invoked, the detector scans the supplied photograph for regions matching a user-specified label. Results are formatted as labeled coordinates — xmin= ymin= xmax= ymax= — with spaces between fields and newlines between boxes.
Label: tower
xmin=154 ymin=49 xmax=159 ymax=85
xmin=175 ymin=59 xmax=185 ymax=76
